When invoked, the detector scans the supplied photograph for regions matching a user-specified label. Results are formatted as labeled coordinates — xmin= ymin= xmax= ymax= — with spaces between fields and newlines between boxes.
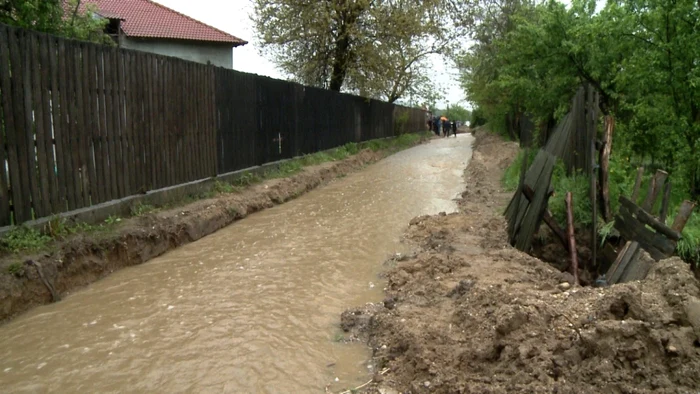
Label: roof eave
xmin=123 ymin=34 xmax=247 ymax=46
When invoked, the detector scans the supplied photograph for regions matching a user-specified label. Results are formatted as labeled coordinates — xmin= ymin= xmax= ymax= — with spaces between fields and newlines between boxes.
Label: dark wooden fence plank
xmin=183 ymin=62 xmax=192 ymax=182
xmin=70 ymin=42 xmax=87 ymax=207
xmin=31 ymin=33 xmax=52 ymax=217
xmin=194 ymin=65 xmax=202 ymax=178
xmin=81 ymin=42 xmax=98 ymax=205
xmin=133 ymin=52 xmax=146 ymax=193
xmin=0 ymin=26 xmax=14 ymax=225
xmin=103 ymin=47 xmax=119 ymax=199
xmin=86 ymin=43 xmax=103 ymax=203
xmin=163 ymin=57 xmax=173 ymax=187
xmin=123 ymin=51 xmax=136 ymax=196
xmin=56 ymin=38 xmax=76 ymax=211
xmin=206 ymin=65 xmax=215 ymax=176
xmin=18 ymin=29 xmax=41 ymax=220
xmin=47 ymin=35 xmax=67 ymax=211
xmin=95 ymin=46 xmax=111 ymax=202
xmin=110 ymin=48 xmax=126 ymax=198
xmin=141 ymin=53 xmax=153 ymax=191
xmin=40 ymin=33 xmax=58 ymax=214
xmin=147 ymin=55 xmax=158 ymax=189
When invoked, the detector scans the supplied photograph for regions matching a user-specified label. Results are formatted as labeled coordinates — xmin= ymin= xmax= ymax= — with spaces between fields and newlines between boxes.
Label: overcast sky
xmin=153 ymin=0 xmax=466 ymax=108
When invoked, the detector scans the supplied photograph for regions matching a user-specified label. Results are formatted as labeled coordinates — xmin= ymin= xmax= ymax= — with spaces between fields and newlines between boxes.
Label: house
xmin=79 ymin=0 xmax=247 ymax=69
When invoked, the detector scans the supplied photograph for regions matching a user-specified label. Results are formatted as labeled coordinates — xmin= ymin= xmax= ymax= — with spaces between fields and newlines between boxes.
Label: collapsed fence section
xmin=0 ymin=23 xmax=426 ymax=226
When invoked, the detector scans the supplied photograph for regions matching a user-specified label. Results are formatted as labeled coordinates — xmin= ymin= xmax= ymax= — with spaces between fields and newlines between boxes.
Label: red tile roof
xmin=80 ymin=0 xmax=247 ymax=45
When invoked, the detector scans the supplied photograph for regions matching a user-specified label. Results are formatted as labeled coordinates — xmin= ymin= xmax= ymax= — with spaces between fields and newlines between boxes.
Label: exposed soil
xmin=341 ymin=130 xmax=700 ymax=393
xmin=0 ymin=141 xmax=428 ymax=324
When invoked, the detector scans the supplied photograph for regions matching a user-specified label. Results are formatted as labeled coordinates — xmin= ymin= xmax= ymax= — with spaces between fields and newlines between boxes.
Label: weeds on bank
xmin=213 ymin=180 xmax=235 ymax=194
xmin=6 ymin=262 xmax=24 ymax=276
xmin=265 ymin=160 xmax=303 ymax=179
xmin=233 ymin=172 xmax=262 ymax=187
xmin=130 ymin=203 xmax=156 ymax=217
xmin=0 ymin=226 xmax=52 ymax=253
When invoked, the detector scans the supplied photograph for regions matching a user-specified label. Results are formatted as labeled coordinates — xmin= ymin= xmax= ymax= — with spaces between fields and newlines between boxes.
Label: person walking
xmin=451 ymin=120 xmax=457 ymax=137
xmin=432 ymin=116 xmax=440 ymax=136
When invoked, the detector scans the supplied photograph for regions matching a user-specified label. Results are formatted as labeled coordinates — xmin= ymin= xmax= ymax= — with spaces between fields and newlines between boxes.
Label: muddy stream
xmin=0 ymin=135 xmax=473 ymax=393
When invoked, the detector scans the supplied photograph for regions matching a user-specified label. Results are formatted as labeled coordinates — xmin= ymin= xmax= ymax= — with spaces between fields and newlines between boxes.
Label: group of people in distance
xmin=429 ymin=115 xmax=457 ymax=138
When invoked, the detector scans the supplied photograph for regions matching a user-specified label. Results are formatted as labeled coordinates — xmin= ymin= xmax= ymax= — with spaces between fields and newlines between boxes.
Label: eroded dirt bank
xmin=341 ymin=131 xmax=700 ymax=393
xmin=0 ymin=143 xmax=425 ymax=324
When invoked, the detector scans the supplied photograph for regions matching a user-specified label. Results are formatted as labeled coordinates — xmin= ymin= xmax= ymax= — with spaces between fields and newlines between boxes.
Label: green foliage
xmin=459 ymin=0 xmax=700 ymax=198
xmin=598 ymin=221 xmax=616 ymax=247
xmin=501 ymin=149 xmax=536 ymax=192
xmin=1 ymin=0 xmax=113 ymax=44
xmin=470 ymin=107 xmax=487 ymax=128
xmin=7 ymin=262 xmax=24 ymax=276
xmin=45 ymin=216 xmax=69 ymax=239
xmin=233 ymin=172 xmax=263 ymax=187
xmin=104 ymin=215 xmax=121 ymax=225
xmin=130 ymin=203 xmax=155 ymax=216
xmin=266 ymin=161 xmax=304 ymax=179
xmin=443 ymin=105 xmax=471 ymax=123
xmin=548 ymin=165 xmax=593 ymax=227
xmin=0 ymin=226 xmax=51 ymax=253
xmin=212 ymin=180 xmax=235 ymax=194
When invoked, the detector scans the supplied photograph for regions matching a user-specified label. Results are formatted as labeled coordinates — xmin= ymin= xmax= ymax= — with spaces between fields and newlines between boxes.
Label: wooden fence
xmin=0 ymin=24 xmax=425 ymax=226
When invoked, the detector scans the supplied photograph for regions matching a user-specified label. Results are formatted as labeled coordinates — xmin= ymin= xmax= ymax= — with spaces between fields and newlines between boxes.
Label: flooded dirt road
xmin=0 ymin=135 xmax=473 ymax=393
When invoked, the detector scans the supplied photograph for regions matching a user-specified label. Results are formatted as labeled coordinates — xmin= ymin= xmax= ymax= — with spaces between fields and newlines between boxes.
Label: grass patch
xmin=502 ymin=149 xmax=537 ymax=192
xmin=0 ymin=226 xmax=52 ymax=253
xmin=130 ymin=203 xmax=156 ymax=216
xmin=233 ymin=172 xmax=263 ymax=187
xmin=104 ymin=215 xmax=122 ymax=225
xmin=265 ymin=160 xmax=304 ymax=179
xmin=677 ymin=214 xmax=700 ymax=268
xmin=6 ymin=262 xmax=24 ymax=276
xmin=45 ymin=215 xmax=70 ymax=239
xmin=299 ymin=151 xmax=333 ymax=166
xmin=212 ymin=180 xmax=235 ymax=194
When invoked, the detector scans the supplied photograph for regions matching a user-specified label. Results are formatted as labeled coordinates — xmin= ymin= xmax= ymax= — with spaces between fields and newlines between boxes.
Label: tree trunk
xmin=329 ymin=33 xmax=350 ymax=91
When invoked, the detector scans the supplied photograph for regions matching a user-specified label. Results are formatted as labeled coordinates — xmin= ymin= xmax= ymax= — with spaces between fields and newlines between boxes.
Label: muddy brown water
xmin=0 ymin=135 xmax=473 ymax=393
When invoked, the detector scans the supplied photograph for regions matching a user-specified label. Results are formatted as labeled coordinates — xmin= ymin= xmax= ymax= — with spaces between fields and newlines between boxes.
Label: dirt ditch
xmin=0 ymin=143 xmax=427 ymax=324
xmin=341 ymin=130 xmax=700 ymax=393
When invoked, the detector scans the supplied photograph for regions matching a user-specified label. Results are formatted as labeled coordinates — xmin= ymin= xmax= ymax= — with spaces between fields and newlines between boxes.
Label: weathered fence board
xmin=0 ymin=26 xmax=13 ymax=224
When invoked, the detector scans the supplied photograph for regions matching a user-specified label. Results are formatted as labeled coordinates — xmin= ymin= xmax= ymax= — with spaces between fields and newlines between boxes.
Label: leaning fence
xmin=0 ymin=23 xmax=426 ymax=226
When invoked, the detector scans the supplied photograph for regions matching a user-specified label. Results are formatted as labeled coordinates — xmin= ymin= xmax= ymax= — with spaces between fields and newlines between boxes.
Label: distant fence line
xmin=0 ymin=23 xmax=426 ymax=226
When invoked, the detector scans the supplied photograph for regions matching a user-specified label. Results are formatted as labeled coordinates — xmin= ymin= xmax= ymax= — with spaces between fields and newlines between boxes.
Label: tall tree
xmin=252 ymin=0 xmax=453 ymax=102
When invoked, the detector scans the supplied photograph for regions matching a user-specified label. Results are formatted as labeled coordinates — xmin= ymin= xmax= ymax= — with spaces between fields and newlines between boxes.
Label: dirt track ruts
xmin=341 ymin=130 xmax=700 ymax=394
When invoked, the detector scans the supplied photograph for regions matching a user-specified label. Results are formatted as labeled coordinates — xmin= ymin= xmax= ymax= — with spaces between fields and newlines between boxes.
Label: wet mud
xmin=342 ymin=130 xmax=700 ymax=394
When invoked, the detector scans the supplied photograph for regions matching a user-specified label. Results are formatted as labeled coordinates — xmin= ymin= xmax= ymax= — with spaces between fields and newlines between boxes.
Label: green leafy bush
xmin=0 ymin=227 xmax=51 ymax=253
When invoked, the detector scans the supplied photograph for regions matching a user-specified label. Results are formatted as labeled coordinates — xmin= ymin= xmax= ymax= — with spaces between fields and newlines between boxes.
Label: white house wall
xmin=119 ymin=36 xmax=233 ymax=68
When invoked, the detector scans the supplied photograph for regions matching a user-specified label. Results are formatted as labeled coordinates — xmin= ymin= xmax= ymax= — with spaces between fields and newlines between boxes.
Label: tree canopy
xmin=1 ymin=0 xmax=112 ymax=44
xmin=458 ymin=0 xmax=700 ymax=198
xmin=443 ymin=104 xmax=471 ymax=122
xmin=252 ymin=0 xmax=455 ymax=103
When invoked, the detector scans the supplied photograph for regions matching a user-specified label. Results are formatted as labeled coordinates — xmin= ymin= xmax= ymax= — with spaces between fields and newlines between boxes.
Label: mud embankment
xmin=0 ymin=143 xmax=424 ymax=323
xmin=342 ymin=131 xmax=700 ymax=393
